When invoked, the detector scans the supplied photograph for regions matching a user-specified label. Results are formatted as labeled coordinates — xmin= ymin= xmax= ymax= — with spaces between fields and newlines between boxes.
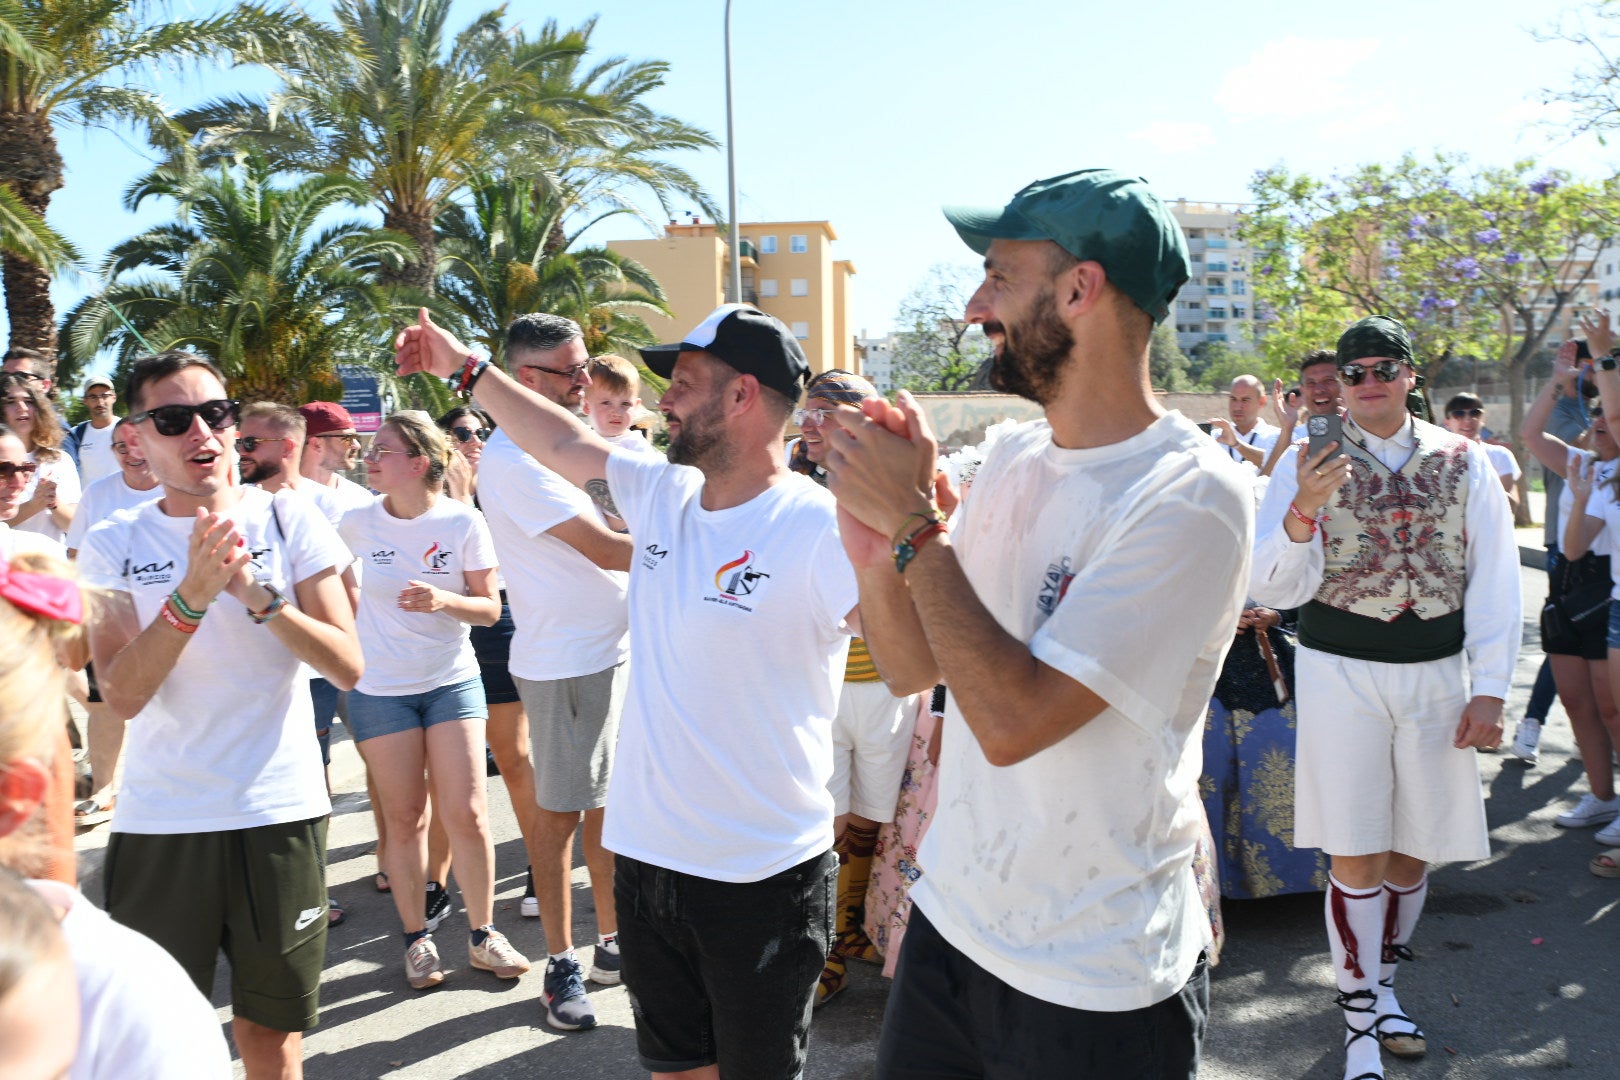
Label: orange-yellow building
xmin=608 ymin=218 xmax=857 ymax=377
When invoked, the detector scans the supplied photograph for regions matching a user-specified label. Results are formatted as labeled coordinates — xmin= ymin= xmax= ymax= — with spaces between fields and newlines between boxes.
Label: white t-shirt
xmin=323 ymin=472 xmax=376 ymax=515
xmin=1483 ymin=441 xmax=1522 ymax=484
xmin=1224 ymin=419 xmax=1280 ymax=471
xmin=30 ymin=878 xmax=231 ymax=1080
xmin=15 ymin=448 xmax=81 ymax=543
xmin=602 ymin=429 xmax=661 ymax=455
xmin=65 ymin=473 xmax=159 ymax=553
xmin=476 ymin=430 xmax=628 ymax=681
xmin=909 ymin=414 xmax=1252 ymax=1012
xmin=0 ymin=520 xmax=63 ymax=560
xmin=76 ymin=421 xmax=119 ymax=487
xmin=602 ymin=452 xmax=859 ymax=882
xmin=340 ymin=496 xmax=496 ymax=695
xmin=78 ymin=487 xmax=350 ymax=833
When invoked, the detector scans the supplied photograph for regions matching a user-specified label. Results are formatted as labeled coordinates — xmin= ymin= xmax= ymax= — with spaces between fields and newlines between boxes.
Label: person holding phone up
xmin=1249 ymin=315 xmax=1520 ymax=1080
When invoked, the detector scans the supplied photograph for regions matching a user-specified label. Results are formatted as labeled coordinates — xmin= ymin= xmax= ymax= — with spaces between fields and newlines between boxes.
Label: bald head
xmin=1228 ymin=375 xmax=1265 ymax=432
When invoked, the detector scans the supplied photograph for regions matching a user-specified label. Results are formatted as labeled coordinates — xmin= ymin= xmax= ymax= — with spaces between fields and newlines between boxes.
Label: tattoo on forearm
xmin=585 ymin=479 xmax=620 ymax=519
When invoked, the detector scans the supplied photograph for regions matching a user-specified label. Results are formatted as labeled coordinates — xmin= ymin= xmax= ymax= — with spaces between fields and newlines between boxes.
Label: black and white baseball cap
xmin=639 ymin=304 xmax=810 ymax=402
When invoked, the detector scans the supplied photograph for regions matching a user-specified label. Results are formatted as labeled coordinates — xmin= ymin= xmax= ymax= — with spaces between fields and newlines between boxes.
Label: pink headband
xmin=0 ymin=561 xmax=82 ymax=624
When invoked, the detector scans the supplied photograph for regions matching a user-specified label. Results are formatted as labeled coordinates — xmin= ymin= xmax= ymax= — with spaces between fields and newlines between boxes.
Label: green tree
xmin=890 ymin=263 xmax=991 ymax=392
xmin=60 ymin=155 xmax=415 ymax=404
xmin=435 ymin=174 xmax=670 ymax=367
xmin=1149 ymin=322 xmax=1191 ymax=390
xmin=0 ymin=0 xmax=327 ymax=357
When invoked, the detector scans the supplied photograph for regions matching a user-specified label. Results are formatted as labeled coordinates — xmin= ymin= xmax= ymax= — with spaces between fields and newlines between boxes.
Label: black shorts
xmin=469 ymin=592 xmax=519 ymax=706
xmin=104 ymin=817 xmax=330 ymax=1032
xmin=84 ymin=661 xmax=103 ymax=704
xmin=876 ymin=906 xmax=1208 ymax=1080
xmin=615 ymin=850 xmax=835 ymax=1076
xmin=1542 ymin=552 xmax=1610 ymax=661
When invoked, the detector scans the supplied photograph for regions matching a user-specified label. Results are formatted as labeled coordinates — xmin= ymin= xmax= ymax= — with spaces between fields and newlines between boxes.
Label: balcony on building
xmin=1205 ymin=262 xmax=1228 ymax=274
xmin=1206 ymin=238 xmax=1229 ymax=249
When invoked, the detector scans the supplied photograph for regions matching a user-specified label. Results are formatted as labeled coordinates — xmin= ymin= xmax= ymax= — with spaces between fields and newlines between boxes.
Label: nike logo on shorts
xmin=294 ymin=906 xmax=325 ymax=931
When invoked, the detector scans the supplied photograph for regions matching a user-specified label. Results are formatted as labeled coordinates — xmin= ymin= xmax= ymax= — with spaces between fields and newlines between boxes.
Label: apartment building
xmin=607 ymin=217 xmax=857 ymax=376
xmin=1168 ymin=201 xmax=1256 ymax=354
xmin=855 ymin=332 xmax=900 ymax=394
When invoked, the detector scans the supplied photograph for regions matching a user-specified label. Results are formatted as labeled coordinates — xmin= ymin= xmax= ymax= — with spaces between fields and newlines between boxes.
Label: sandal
xmin=374 ymin=871 xmax=391 ymax=893
xmin=73 ymin=795 xmax=116 ymax=828
xmin=327 ymin=896 xmax=346 ymax=927
xmin=1591 ymin=849 xmax=1620 ymax=878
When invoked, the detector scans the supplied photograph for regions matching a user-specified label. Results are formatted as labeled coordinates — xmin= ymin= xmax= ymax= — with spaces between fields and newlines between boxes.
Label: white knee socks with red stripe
xmin=1326 ymin=875 xmax=1385 ymax=1080
xmin=1377 ymin=875 xmax=1427 ymax=1044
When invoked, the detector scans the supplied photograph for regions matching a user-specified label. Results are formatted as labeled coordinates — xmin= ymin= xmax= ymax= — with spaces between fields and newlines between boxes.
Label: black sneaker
xmin=425 ymin=881 xmax=451 ymax=932
xmin=589 ymin=937 xmax=621 ymax=985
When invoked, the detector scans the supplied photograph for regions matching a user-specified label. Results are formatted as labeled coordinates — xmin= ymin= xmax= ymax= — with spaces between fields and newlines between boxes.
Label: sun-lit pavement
xmin=72 ymin=559 xmax=1616 ymax=1078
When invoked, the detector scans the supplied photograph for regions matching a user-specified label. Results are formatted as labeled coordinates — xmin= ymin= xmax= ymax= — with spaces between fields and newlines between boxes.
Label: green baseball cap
xmin=943 ymin=169 xmax=1189 ymax=323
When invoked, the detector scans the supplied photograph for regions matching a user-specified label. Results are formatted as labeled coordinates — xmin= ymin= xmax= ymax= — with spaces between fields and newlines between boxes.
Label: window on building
xmin=759 ymin=279 xmax=778 ymax=297
xmin=760 ymin=235 xmax=777 ymax=254
xmin=790 ymin=278 xmax=809 ymax=296
xmin=1190 ymin=254 xmax=1202 ymax=263
xmin=790 ymin=235 xmax=808 ymax=253
xmin=1232 ymin=259 xmax=1246 ymax=272
xmin=791 ymin=321 xmax=810 ymax=340
xmin=1187 ymin=302 xmax=1201 ymax=310
xmin=1233 ymin=306 xmax=1247 ymax=319
xmin=1233 ymin=280 xmax=1247 ymax=295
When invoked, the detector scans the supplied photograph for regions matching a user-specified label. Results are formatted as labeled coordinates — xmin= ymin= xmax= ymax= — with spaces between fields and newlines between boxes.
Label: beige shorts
xmin=830 ymin=680 xmax=915 ymax=822
xmin=1294 ymin=646 xmax=1490 ymax=863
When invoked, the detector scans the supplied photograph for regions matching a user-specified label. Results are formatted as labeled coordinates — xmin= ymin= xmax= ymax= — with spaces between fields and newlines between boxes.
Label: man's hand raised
xmin=395 ymin=308 xmax=473 ymax=380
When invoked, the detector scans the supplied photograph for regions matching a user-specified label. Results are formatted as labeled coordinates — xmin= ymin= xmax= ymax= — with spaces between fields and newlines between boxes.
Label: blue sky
xmin=35 ymin=0 xmax=1616 ymax=373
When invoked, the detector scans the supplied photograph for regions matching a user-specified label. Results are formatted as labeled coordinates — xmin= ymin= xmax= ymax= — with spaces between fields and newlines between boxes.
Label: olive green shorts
xmin=104 ymin=816 xmax=329 ymax=1032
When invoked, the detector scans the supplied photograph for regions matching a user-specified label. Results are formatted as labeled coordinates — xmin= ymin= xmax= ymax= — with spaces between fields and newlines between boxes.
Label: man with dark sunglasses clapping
xmin=76 ymin=350 xmax=363 ymax=1078
xmin=1249 ymin=315 xmax=1520 ymax=1080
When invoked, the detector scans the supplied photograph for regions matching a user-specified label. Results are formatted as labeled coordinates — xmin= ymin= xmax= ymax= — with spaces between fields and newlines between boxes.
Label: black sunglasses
xmin=0 ymin=460 xmax=38 ymax=482
xmin=129 ymin=398 xmax=240 ymax=437
xmin=1338 ymin=361 xmax=1408 ymax=386
xmin=1448 ymin=408 xmax=1484 ymax=420
xmin=450 ymin=426 xmax=491 ymax=444
xmin=236 ymin=435 xmax=285 ymax=453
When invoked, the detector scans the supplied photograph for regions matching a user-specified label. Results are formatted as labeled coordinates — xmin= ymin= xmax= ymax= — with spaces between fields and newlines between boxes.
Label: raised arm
xmin=395 ymin=308 xmax=615 ymax=500
xmin=1521 ymin=341 xmax=1582 ymax=475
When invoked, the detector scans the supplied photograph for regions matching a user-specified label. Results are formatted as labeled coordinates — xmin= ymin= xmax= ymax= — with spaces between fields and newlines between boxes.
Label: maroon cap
xmin=298 ymin=401 xmax=356 ymax=437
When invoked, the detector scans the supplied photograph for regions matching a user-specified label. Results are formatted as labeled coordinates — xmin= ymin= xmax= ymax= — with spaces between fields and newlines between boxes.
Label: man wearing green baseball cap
xmin=820 ymin=169 xmax=1252 ymax=1078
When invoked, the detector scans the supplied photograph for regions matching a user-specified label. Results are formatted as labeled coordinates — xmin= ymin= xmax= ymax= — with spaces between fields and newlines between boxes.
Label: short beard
xmin=241 ymin=458 xmax=281 ymax=485
xmin=667 ymin=393 xmax=731 ymax=471
xmin=987 ymin=286 xmax=1073 ymax=405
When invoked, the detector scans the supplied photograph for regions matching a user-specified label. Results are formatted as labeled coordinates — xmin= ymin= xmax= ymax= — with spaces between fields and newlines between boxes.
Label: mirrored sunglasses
xmin=1338 ymin=360 xmax=1407 ymax=386
xmin=450 ymin=426 xmax=491 ymax=444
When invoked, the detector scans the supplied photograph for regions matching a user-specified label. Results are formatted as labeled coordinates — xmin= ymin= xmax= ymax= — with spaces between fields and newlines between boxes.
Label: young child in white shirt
xmin=584 ymin=355 xmax=658 ymax=454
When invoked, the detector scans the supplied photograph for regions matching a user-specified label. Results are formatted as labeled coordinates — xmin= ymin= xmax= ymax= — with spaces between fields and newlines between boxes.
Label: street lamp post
xmin=724 ymin=0 xmax=742 ymax=305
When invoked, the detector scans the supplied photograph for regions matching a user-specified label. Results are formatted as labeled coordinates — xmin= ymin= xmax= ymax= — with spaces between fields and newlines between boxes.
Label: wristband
xmin=247 ymin=583 xmax=289 ymax=624
xmin=169 ymin=589 xmax=206 ymax=621
xmin=890 ymin=509 xmax=942 ymax=548
xmin=455 ymin=354 xmax=489 ymax=396
xmin=1288 ymin=501 xmax=1319 ymax=534
xmin=160 ymin=598 xmax=199 ymax=635
xmin=895 ymin=522 xmax=947 ymax=573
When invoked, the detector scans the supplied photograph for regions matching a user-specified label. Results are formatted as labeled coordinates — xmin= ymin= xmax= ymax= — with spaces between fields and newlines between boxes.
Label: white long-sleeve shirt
xmin=1250 ymin=416 xmax=1521 ymax=699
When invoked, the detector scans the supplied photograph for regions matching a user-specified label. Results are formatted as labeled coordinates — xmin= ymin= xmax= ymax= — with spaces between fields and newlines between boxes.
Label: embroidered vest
xmin=1297 ymin=419 xmax=1472 ymax=663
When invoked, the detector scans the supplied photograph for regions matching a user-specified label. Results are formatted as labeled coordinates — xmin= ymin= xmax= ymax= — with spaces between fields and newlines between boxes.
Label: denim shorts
xmin=876 ymin=906 xmax=1208 ymax=1080
xmin=346 ymin=676 xmax=487 ymax=743
xmin=1606 ymin=601 xmax=1620 ymax=652
xmin=615 ymin=850 xmax=836 ymax=1076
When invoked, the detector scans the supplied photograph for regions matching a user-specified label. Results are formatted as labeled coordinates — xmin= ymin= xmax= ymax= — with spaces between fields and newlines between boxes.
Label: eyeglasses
xmin=450 ymin=426 xmax=491 ymax=444
xmin=362 ymin=445 xmax=416 ymax=462
xmin=523 ymin=362 xmax=589 ymax=380
xmin=793 ymin=407 xmax=832 ymax=427
xmin=1448 ymin=408 xmax=1484 ymax=420
xmin=0 ymin=461 xmax=38 ymax=482
xmin=128 ymin=398 xmax=240 ymax=437
xmin=236 ymin=435 xmax=287 ymax=453
xmin=1338 ymin=360 xmax=1408 ymax=387
xmin=312 ymin=432 xmax=361 ymax=444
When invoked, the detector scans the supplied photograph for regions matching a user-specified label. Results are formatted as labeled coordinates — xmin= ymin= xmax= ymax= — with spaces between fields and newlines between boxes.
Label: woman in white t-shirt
xmin=339 ymin=411 xmax=530 ymax=991
xmin=0 ymin=373 xmax=78 ymax=545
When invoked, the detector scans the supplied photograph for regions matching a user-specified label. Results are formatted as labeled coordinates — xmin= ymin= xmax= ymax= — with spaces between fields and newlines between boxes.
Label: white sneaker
xmin=1555 ymin=793 xmax=1620 ymax=828
xmin=1510 ymin=718 xmax=1542 ymax=765
xmin=1596 ymin=817 xmax=1620 ymax=846
xmin=521 ymin=895 xmax=539 ymax=918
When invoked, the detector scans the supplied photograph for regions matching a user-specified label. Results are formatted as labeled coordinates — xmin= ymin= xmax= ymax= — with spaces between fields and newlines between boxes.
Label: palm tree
xmin=436 ymin=175 xmax=670 ymax=368
xmin=60 ymin=155 xmax=415 ymax=404
xmin=0 ymin=0 xmax=331 ymax=357
xmin=176 ymin=3 xmax=719 ymax=295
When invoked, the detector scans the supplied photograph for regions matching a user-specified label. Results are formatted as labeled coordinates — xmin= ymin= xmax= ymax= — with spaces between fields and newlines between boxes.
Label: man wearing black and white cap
xmin=395 ymin=304 xmax=931 ymax=1080
xmin=1250 ymin=315 xmax=1518 ymax=1080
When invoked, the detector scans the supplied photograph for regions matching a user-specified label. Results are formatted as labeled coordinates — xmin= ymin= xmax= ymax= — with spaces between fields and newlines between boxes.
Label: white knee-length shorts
xmin=1294 ymin=646 xmax=1490 ymax=863
xmin=830 ymin=680 xmax=915 ymax=822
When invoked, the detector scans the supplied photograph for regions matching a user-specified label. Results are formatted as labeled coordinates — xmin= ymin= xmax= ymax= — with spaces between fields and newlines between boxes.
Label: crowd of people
xmin=0 ymin=165 xmax=1608 ymax=1080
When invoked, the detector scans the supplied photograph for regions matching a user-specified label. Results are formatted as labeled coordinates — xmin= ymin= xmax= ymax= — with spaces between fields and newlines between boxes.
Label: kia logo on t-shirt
xmin=371 ymin=549 xmax=395 ymax=566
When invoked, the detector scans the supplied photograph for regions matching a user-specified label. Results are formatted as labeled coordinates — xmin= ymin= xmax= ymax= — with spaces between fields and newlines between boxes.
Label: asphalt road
xmin=73 ymin=560 xmax=1618 ymax=1078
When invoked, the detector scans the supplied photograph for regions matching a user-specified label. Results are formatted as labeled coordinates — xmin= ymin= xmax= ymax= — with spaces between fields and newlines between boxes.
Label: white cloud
xmin=1216 ymin=37 xmax=1385 ymax=121
xmin=1127 ymin=121 xmax=1216 ymax=154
